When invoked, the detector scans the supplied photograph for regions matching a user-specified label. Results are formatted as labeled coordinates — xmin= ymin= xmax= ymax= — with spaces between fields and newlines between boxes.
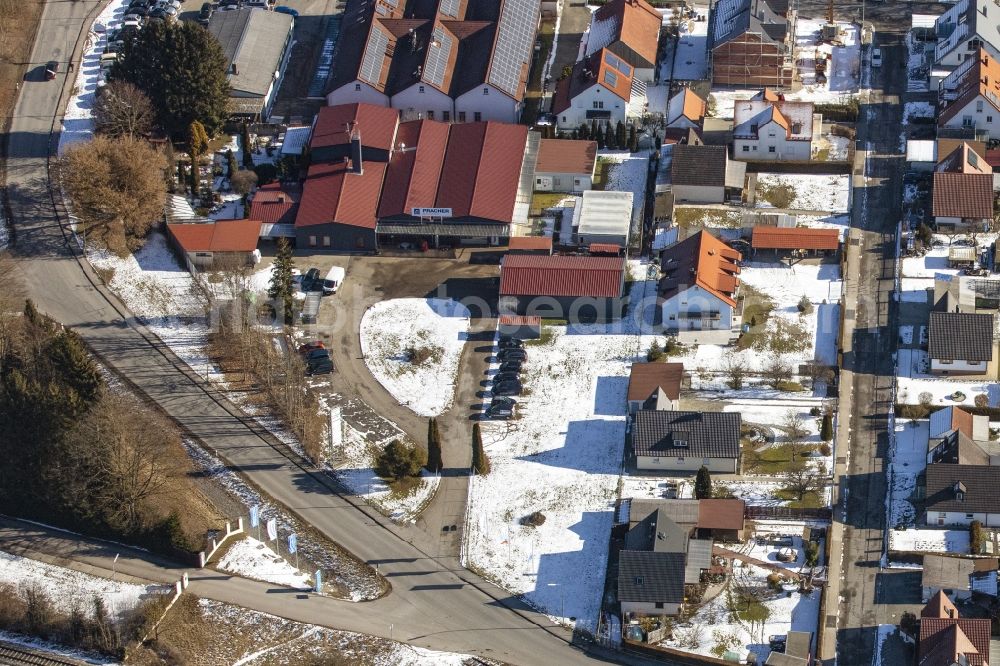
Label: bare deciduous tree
xmin=230 ymin=169 xmax=258 ymax=197
xmin=93 ymin=81 xmax=154 ymax=139
xmin=61 ymin=136 xmax=167 ymax=255
xmin=782 ymin=410 xmax=808 ymax=461
xmin=782 ymin=459 xmax=821 ymax=501
xmin=723 ymin=356 xmax=748 ymax=390
xmin=763 ymin=355 xmax=792 ymax=389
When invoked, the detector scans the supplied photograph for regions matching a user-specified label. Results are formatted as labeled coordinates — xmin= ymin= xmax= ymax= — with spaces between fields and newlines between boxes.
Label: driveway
xmin=550 ymin=0 xmax=592 ymax=80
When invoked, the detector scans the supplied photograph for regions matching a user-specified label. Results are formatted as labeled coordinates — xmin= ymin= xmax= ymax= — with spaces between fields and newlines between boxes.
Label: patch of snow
xmin=0 ymin=631 xmax=115 ymax=665
xmin=755 ymin=173 xmax=851 ymax=213
xmin=360 ymin=298 xmax=471 ymax=417
xmin=903 ymin=101 xmax=935 ymax=123
xmin=888 ymin=419 xmax=928 ymax=528
xmin=794 ymin=20 xmax=860 ymax=99
xmin=889 ymin=528 xmax=969 ymax=554
xmin=597 ymin=150 xmax=650 ymax=230
xmin=0 ymin=550 xmax=160 ymax=620
xmin=218 ymin=537 xmax=312 ymax=589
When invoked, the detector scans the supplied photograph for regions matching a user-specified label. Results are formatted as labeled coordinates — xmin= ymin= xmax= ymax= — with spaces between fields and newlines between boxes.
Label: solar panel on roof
xmin=603 ymin=70 xmax=618 ymax=87
xmin=603 ymin=50 xmax=631 ymax=77
xmin=489 ymin=0 xmax=540 ymax=96
xmin=439 ymin=0 xmax=459 ymax=18
xmin=424 ymin=26 xmax=454 ymax=87
xmin=359 ymin=28 xmax=389 ymax=85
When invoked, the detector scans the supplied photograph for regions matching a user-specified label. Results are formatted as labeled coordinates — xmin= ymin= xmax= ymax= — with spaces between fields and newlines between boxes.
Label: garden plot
xmin=667 ymin=9 xmax=710 ymax=81
xmin=812 ymin=134 xmax=851 ymax=161
xmin=359 ymin=298 xmax=471 ymax=417
xmin=0 ymin=550 xmax=159 ymax=620
xmin=218 ymin=537 xmax=312 ymax=589
xmin=888 ymin=419 xmax=927 ymax=529
xmin=903 ymin=101 xmax=935 ymax=123
xmin=896 ymin=372 xmax=1000 ymax=409
xmin=889 ymin=528 xmax=970 ymax=554
xmin=659 ymin=562 xmax=820 ymax=663
xmin=794 ymin=20 xmax=860 ymax=98
xmin=755 ymin=173 xmax=851 ymax=213
xmin=466 ymin=269 xmax=661 ymax=631
xmin=328 ymin=410 xmax=438 ymax=523
xmin=598 ymin=150 xmax=650 ymax=230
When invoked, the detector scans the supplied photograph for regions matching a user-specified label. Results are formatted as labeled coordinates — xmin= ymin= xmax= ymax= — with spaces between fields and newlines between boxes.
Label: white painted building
xmin=934 ymin=0 xmax=1000 ymax=68
xmin=732 ymin=97 xmax=819 ymax=161
xmin=938 ymin=49 xmax=1000 ymax=139
xmin=553 ymin=48 xmax=636 ymax=130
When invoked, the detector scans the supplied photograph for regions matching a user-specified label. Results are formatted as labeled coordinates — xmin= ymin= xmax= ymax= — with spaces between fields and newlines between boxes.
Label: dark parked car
xmin=198 ymin=2 xmax=213 ymax=23
xmin=274 ymin=5 xmax=299 ymax=16
xmin=492 ymin=371 xmax=520 ymax=384
xmin=492 ymin=380 xmax=522 ymax=397
xmin=498 ymin=348 xmax=527 ymax=362
xmin=305 ymin=348 xmax=330 ymax=363
xmin=498 ymin=337 xmax=523 ymax=350
xmin=45 ymin=61 xmax=59 ymax=80
xmin=307 ymin=359 xmax=333 ymax=376
xmin=498 ymin=360 xmax=523 ymax=374
xmin=486 ymin=397 xmax=515 ymax=419
xmin=301 ymin=267 xmax=322 ymax=292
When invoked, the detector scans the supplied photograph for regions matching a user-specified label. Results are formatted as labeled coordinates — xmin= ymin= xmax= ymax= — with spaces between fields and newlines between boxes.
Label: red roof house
xmin=751 ymin=227 xmax=841 ymax=252
xmin=249 ymin=183 xmax=300 ymax=226
xmin=918 ymin=591 xmax=991 ymax=666
xmin=498 ymin=255 xmax=626 ymax=321
xmin=166 ymin=219 xmax=262 ymax=268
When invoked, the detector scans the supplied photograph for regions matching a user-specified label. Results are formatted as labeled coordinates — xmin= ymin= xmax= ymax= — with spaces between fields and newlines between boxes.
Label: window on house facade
xmin=419 ymin=85 xmax=425 ymax=93
xmin=474 ymin=112 xmax=482 ymax=121
xmin=988 ymin=116 xmax=994 ymax=123
xmin=963 ymin=116 xmax=975 ymax=127
xmin=655 ymin=602 xmax=664 ymax=609
xmin=354 ymin=83 xmax=361 ymax=91
xmin=977 ymin=100 xmax=984 ymax=112
xmin=323 ymin=236 xmax=331 ymax=247
xmin=483 ymin=87 xmax=489 ymax=95
xmin=769 ymin=146 xmax=776 ymax=153
xmin=742 ymin=145 xmax=750 ymax=152
xmin=443 ymin=111 xmax=450 ymax=121
xmin=593 ymin=101 xmax=604 ymax=109
xmin=458 ymin=111 xmax=466 ymax=122
xmin=427 ymin=110 xmax=434 ymax=120
xmin=356 ymin=236 xmax=366 ymax=248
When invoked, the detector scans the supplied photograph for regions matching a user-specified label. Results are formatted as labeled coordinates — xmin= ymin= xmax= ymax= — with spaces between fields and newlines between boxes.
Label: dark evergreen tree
xmin=628 ymin=124 xmax=638 ymax=152
xmin=111 ymin=20 xmax=230 ymax=139
xmin=242 ymin=123 xmax=255 ymax=170
xmin=267 ymin=238 xmax=296 ymax=324
xmin=590 ymin=119 xmax=599 ymax=142
xmin=226 ymin=149 xmax=238 ymax=178
xmin=615 ymin=120 xmax=626 ymax=149
xmin=820 ymin=412 xmax=833 ymax=442
xmin=595 ymin=123 xmax=606 ymax=149
xmin=579 ymin=123 xmax=589 ymax=140
xmin=426 ymin=417 xmax=443 ymax=473
xmin=47 ymin=330 xmax=102 ymax=405
xmin=694 ymin=466 xmax=712 ymax=499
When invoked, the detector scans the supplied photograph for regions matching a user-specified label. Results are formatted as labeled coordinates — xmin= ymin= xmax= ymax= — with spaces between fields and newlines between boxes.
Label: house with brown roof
xmin=249 ymin=183 xmax=300 ymax=239
xmin=709 ymin=0 xmax=795 ymax=88
xmin=670 ymin=144 xmax=746 ymax=204
xmin=918 ymin=591 xmax=991 ymax=666
xmin=584 ymin=0 xmax=662 ymax=82
xmin=750 ymin=226 xmax=840 ymax=258
xmin=166 ymin=219 xmax=263 ymax=269
xmin=665 ymin=88 xmax=707 ymax=129
xmin=295 ymin=103 xmax=536 ymax=251
xmin=534 ymin=139 xmax=598 ymax=193
xmin=659 ymin=231 xmax=743 ymax=343
xmin=498 ymin=254 xmax=626 ymax=321
xmin=932 ymin=172 xmax=995 ymax=231
xmin=552 ymin=48 xmax=637 ymax=130
xmin=927 ymin=406 xmax=990 ymax=462
xmin=939 ymin=50 xmax=1000 ymax=140
xmin=627 ymin=362 xmax=683 ymax=413
xmin=733 ymin=93 xmax=819 ymax=161
xmin=324 ymin=0 xmax=541 ymax=124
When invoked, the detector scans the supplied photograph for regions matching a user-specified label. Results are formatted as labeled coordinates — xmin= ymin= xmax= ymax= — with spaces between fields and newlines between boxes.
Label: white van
xmin=322 ymin=266 xmax=345 ymax=295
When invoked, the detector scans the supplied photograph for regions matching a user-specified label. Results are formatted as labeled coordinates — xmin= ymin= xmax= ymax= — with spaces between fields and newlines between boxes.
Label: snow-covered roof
xmin=733 ymin=99 xmax=814 ymax=140
xmin=912 ymin=14 xmax=937 ymax=29
xmin=577 ymin=190 xmax=634 ymax=238
xmin=280 ymin=126 xmax=311 ymax=156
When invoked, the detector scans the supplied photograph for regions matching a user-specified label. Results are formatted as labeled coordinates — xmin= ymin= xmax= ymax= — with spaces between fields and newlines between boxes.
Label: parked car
xmin=297 ymin=341 xmax=325 ymax=354
xmin=301 ymin=267 xmax=322 ymax=291
xmin=305 ymin=348 xmax=330 ymax=363
xmin=274 ymin=5 xmax=299 ymax=16
xmin=198 ymin=2 xmax=213 ymax=23
xmin=497 ymin=360 xmax=523 ymax=374
xmin=498 ymin=337 xmax=523 ymax=350
xmin=486 ymin=397 xmax=516 ymax=419
xmin=44 ymin=61 xmax=59 ymax=80
xmin=322 ymin=266 xmax=345 ymax=295
xmin=307 ymin=359 xmax=333 ymax=376
xmin=498 ymin=348 xmax=527 ymax=362
xmin=871 ymin=48 xmax=882 ymax=68
xmin=491 ymin=380 xmax=522 ymax=397
xmin=492 ymin=371 xmax=520 ymax=384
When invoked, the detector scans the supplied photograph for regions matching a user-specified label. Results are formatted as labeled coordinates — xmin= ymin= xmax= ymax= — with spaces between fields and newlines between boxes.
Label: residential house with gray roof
xmin=927 ymin=311 xmax=994 ymax=375
xmin=631 ymin=409 xmax=742 ymax=473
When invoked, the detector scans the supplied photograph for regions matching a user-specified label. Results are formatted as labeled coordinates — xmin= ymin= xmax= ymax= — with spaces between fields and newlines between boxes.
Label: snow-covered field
xmin=0 ymin=550 xmax=160 ymax=620
xmin=755 ymin=173 xmax=851 ymax=213
xmin=329 ymin=409 xmax=438 ymax=523
xmin=218 ymin=537 xmax=313 ymax=589
xmin=466 ymin=269 xmax=660 ymax=631
xmin=360 ymin=298 xmax=471 ymax=417
xmin=888 ymin=419 xmax=927 ymax=528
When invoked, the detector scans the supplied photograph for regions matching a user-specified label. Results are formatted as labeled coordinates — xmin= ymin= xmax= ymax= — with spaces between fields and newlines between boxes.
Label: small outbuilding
xmin=507 ymin=236 xmax=554 ymax=255
xmin=166 ymin=219 xmax=263 ymax=269
xmin=534 ymin=139 xmax=598 ymax=193
xmin=498 ymin=314 xmax=542 ymax=341
xmin=575 ymin=190 xmax=633 ymax=248
xmin=498 ymin=254 xmax=626 ymax=321
xmin=750 ymin=226 xmax=840 ymax=259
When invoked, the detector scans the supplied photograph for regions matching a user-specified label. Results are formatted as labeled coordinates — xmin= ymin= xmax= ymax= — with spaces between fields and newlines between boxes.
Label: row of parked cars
xmin=485 ymin=338 xmax=526 ymax=419
xmin=298 ymin=341 xmax=332 ymax=376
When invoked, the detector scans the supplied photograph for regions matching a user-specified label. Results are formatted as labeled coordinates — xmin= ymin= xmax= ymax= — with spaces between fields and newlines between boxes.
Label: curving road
xmin=1 ymin=2 xmax=614 ymax=664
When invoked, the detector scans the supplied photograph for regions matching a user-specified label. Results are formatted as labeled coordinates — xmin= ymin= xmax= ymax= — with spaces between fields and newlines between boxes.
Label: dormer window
xmin=674 ymin=437 xmax=689 ymax=448
xmin=634 ymin=576 xmax=644 ymax=585
xmin=954 ymin=481 xmax=967 ymax=501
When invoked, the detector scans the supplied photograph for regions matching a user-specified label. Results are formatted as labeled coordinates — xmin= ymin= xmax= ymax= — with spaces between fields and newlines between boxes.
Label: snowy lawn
xmin=903 ymin=101 xmax=935 ymax=123
xmin=755 ymin=173 xmax=851 ymax=213
xmin=889 ymin=528 xmax=970 ymax=554
xmin=598 ymin=150 xmax=651 ymax=230
xmin=359 ymin=298 xmax=471 ymax=417
xmin=466 ymin=268 xmax=661 ymax=632
xmin=888 ymin=419 xmax=927 ymax=529
xmin=217 ymin=537 xmax=312 ymax=589
xmin=328 ymin=409 xmax=439 ymax=523
xmin=660 ymin=563 xmax=821 ymax=663
xmin=667 ymin=9 xmax=709 ymax=80
xmin=0 ymin=550 xmax=160 ymax=620
xmin=896 ymin=372 xmax=1000 ymax=408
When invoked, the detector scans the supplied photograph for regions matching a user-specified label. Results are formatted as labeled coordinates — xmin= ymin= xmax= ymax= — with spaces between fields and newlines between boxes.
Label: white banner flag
xmin=266 ymin=517 xmax=277 ymax=542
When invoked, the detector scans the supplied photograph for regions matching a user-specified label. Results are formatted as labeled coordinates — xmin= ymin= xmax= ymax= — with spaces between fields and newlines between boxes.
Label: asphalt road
xmin=1 ymin=2 xmax=610 ymax=664
xmin=833 ymin=30 xmax=911 ymax=666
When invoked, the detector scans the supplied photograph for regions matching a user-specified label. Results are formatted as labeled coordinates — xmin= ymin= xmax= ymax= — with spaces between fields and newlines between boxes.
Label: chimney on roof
xmin=348 ymin=121 xmax=363 ymax=175
xmin=277 ymin=193 xmax=285 ymax=203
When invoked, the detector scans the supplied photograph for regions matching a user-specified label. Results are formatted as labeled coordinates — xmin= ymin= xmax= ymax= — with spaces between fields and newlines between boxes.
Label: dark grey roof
xmin=208 ymin=8 xmax=293 ymax=98
xmin=929 ymin=431 xmax=989 ymax=466
xmin=685 ymin=539 xmax=712 ymax=584
xmin=671 ymin=144 xmax=728 ymax=187
xmin=925 ymin=463 xmax=1000 ymax=515
xmin=928 ymin=312 xmax=994 ymax=362
xmin=618 ymin=551 xmax=685 ymax=603
xmin=625 ymin=510 xmax=688 ymax=553
xmin=632 ymin=410 xmax=741 ymax=459
xmin=710 ymin=0 xmax=788 ymax=49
